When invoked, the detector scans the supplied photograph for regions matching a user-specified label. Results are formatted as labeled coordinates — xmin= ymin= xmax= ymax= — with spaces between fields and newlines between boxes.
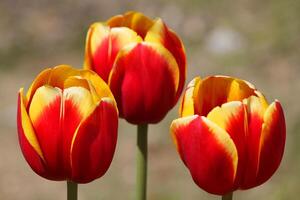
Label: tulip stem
xmin=136 ymin=124 xmax=148 ymax=200
xmin=222 ymin=192 xmax=233 ymax=200
xmin=67 ymin=181 xmax=77 ymax=200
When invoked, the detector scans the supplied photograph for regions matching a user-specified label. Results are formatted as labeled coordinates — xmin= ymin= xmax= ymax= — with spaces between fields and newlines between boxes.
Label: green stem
xmin=136 ymin=124 xmax=148 ymax=200
xmin=222 ymin=192 xmax=233 ymax=200
xmin=67 ymin=181 xmax=78 ymax=200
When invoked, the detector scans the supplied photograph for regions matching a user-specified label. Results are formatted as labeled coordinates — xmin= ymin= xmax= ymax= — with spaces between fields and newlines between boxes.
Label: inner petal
xmin=107 ymin=11 xmax=154 ymax=38
xmin=194 ymin=76 xmax=257 ymax=116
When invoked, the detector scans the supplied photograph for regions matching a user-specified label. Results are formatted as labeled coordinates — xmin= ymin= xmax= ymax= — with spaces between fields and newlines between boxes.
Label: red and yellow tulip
xmin=17 ymin=65 xmax=118 ymax=183
xmin=171 ymin=76 xmax=286 ymax=195
xmin=84 ymin=11 xmax=186 ymax=124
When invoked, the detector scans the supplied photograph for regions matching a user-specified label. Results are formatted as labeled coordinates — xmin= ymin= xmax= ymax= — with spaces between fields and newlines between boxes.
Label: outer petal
xmin=255 ymin=101 xmax=286 ymax=187
xmin=193 ymin=76 xmax=257 ymax=116
xmin=240 ymin=96 xmax=266 ymax=188
xmin=171 ymin=115 xmax=238 ymax=195
xmin=207 ymin=101 xmax=247 ymax=188
xmin=107 ymin=11 xmax=154 ymax=38
xmin=17 ymin=89 xmax=46 ymax=177
xmin=179 ymin=77 xmax=201 ymax=117
xmin=70 ymin=98 xmax=118 ymax=183
xmin=109 ymin=42 xmax=179 ymax=124
xmin=145 ymin=19 xmax=186 ymax=102
xmin=28 ymin=85 xmax=65 ymax=180
xmin=84 ymin=23 xmax=142 ymax=82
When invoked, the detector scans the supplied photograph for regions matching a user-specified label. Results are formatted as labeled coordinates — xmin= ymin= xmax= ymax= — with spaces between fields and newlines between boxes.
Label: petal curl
xmin=109 ymin=42 xmax=179 ymax=124
xmin=70 ymin=98 xmax=118 ymax=183
xmin=171 ymin=115 xmax=238 ymax=195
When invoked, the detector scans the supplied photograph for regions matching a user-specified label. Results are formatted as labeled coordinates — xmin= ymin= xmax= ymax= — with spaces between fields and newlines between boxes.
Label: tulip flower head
xmin=17 ymin=65 xmax=118 ymax=183
xmin=84 ymin=11 xmax=186 ymax=124
xmin=171 ymin=76 xmax=286 ymax=195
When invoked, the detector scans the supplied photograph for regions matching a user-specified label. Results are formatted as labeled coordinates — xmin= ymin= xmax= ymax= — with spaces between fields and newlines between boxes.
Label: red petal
xmin=70 ymin=98 xmax=118 ymax=183
xmin=255 ymin=101 xmax=286 ymax=187
xmin=171 ymin=115 xmax=238 ymax=195
xmin=207 ymin=101 xmax=247 ymax=187
xmin=240 ymin=96 xmax=266 ymax=188
xmin=84 ymin=23 xmax=142 ymax=82
xmin=17 ymin=89 xmax=47 ymax=178
xmin=109 ymin=42 xmax=179 ymax=124
xmin=28 ymin=86 xmax=66 ymax=180
xmin=145 ymin=19 xmax=186 ymax=102
xmin=61 ymin=87 xmax=95 ymax=176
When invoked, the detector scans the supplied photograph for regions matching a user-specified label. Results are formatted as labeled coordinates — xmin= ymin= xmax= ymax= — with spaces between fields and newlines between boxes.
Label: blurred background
xmin=0 ymin=0 xmax=299 ymax=199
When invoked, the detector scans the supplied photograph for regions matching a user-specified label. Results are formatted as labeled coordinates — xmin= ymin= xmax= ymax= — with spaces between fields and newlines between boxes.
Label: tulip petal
xmin=240 ymin=96 xmax=266 ymax=188
xmin=61 ymin=87 xmax=96 ymax=175
xmin=26 ymin=65 xmax=78 ymax=104
xmin=109 ymin=42 xmax=179 ymax=124
xmin=17 ymin=89 xmax=46 ymax=176
xmin=255 ymin=101 xmax=286 ymax=187
xmin=107 ymin=11 xmax=154 ymax=38
xmin=171 ymin=115 xmax=238 ymax=195
xmin=64 ymin=76 xmax=100 ymax=106
xmin=145 ymin=19 xmax=186 ymax=101
xmin=80 ymin=70 xmax=116 ymax=104
xmin=28 ymin=85 xmax=65 ymax=179
xmin=207 ymin=101 xmax=247 ymax=187
xmin=193 ymin=76 xmax=256 ymax=116
xmin=64 ymin=76 xmax=91 ymax=91
xmin=63 ymin=87 xmax=96 ymax=120
xmin=26 ymin=68 xmax=52 ymax=106
xmin=84 ymin=23 xmax=142 ymax=82
xmin=179 ymin=77 xmax=201 ymax=117
xmin=70 ymin=98 xmax=118 ymax=183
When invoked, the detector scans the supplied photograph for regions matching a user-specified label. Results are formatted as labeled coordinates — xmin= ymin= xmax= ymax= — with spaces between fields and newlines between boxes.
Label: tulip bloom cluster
xmin=171 ymin=76 xmax=286 ymax=195
xmin=17 ymin=65 xmax=118 ymax=183
xmin=84 ymin=11 xmax=186 ymax=124
xmin=16 ymin=11 xmax=286 ymax=200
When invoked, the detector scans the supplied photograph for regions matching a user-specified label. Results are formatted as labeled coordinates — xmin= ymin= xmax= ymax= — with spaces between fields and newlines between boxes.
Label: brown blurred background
xmin=0 ymin=0 xmax=299 ymax=199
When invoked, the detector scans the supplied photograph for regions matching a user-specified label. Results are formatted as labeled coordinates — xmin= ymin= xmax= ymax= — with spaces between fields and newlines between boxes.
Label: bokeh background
xmin=0 ymin=0 xmax=299 ymax=199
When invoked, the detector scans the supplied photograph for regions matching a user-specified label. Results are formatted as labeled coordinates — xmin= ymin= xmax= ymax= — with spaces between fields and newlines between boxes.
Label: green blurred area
xmin=0 ymin=0 xmax=299 ymax=199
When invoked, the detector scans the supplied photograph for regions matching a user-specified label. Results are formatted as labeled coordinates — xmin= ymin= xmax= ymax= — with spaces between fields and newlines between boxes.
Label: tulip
xmin=171 ymin=76 xmax=286 ymax=197
xmin=84 ymin=11 xmax=186 ymax=124
xmin=84 ymin=11 xmax=186 ymax=200
xmin=17 ymin=65 xmax=118 ymax=184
